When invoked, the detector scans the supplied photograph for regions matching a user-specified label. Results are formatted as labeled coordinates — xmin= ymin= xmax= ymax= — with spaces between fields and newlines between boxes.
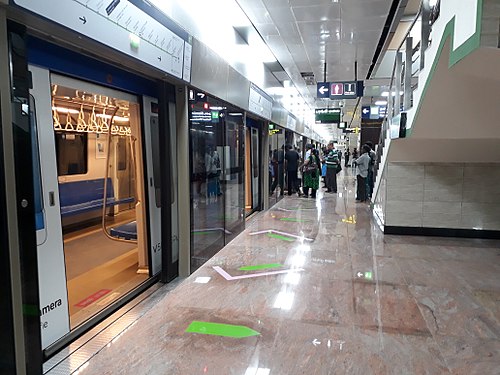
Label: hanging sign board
xmin=317 ymin=81 xmax=364 ymax=99
xmin=315 ymin=108 xmax=341 ymax=124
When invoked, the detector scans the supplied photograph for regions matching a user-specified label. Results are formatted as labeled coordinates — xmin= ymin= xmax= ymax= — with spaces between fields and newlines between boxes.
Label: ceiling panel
xmin=236 ymin=0 xmax=394 ymax=129
xmin=342 ymin=16 xmax=386 ymax=32
xmin=265 ymin=6 xmax=296 ymax=23
xmin=292 ymin=5 xmax=340 ymax=23
xmin=255 ymin=23 xmax=280 ymax=38
xmin=290 ymin=0 xmax=340 ymax=6
xmin=275 ymin=22 xmax=303 ymax=44
xmin=341 ymin=0 xmax=392 ymax=18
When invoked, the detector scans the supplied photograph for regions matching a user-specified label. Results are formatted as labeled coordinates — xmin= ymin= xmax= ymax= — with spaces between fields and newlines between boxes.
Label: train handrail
xmin=101 ymin=106 xmax=138 ymax=244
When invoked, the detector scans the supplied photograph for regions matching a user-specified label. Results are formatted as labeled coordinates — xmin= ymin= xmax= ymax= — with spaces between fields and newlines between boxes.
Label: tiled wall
xmin=481 ymin=0 xmax=500 ymax=48
xmin=384 ymin=163 xmax=500 ymax=230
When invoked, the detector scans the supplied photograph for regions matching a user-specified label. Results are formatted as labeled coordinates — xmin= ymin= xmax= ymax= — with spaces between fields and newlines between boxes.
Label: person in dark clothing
xmin=285 ymin=144 xmax=301 ymax=196
xmin=324 ymin=142 xmax=340 ymax=193
xmin=344 ymin=148 xmax=350 ymax=167
xmin=351 ymin=147 xmax=358 ymax=169
xmin=270 ymin=146 xmax=285 ymax=196
xmin=302 ymin=148 xmax=321 ymax=198
xmin=364 ymin=142 xmax=376 ymax=199
xmin=354 ymin=145 xmax=371 ymax=202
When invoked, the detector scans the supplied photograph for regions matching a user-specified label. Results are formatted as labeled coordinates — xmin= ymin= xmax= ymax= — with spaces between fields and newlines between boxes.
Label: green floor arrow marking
xmin=280 ymin=218 xmax=309 ymax=222
xmin=267 ymin=232 xmax=295 ymax=242
xmin=186 ymin=321 xmax=260 ymax=338
xmin=238 ymin=263 xmax=283 ymax=271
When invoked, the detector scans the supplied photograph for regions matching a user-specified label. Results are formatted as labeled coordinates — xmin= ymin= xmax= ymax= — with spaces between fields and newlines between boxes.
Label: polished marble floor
xmin=56 ymin=171 xmax=500 ymax=375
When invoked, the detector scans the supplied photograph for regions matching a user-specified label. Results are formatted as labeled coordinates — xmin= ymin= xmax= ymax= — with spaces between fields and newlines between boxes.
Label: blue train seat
xmin=59 ymin=178 xmax=134 ymax=218
xmin=110 ymin=221 xmax=137 ymax=240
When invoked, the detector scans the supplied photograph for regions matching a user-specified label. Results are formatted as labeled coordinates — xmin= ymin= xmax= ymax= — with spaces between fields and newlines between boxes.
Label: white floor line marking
xmin=249 ymin=229 xmax=313 ymax=242
xmin=213 ymin=266 xmax=304 ymax=281
xmin=249 ymin=230 xmax=272 ymax=236
xmin=271 ymin=230 xmax=313 ymax=242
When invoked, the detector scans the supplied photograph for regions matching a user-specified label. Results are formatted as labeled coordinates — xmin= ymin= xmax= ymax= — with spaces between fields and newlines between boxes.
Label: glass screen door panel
xmin=244 ymin=127 xmax=252 ymax=215
xmin=223 ymin=114 xmax=245 ymax=244
xmin=189 ymin=103 xmax=224 ymax=271
xmin=251 ymin=127 xmax=259 ymax=211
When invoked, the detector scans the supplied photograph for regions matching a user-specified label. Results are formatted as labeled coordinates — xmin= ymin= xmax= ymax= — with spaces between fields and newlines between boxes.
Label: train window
xmin=55 ymin=132 xmax=88 ymax=176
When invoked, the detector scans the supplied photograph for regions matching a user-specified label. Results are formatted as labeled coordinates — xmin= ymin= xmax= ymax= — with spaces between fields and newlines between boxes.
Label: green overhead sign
xmin=315 ymin=108 xmax=341 ymax=124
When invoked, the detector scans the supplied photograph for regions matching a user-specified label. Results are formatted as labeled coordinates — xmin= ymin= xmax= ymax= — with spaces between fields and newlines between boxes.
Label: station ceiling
xmin=236 ymin=0 xmax=421 ymax=135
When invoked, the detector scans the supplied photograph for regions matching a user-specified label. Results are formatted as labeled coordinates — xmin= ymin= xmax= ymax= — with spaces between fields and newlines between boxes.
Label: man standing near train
xmin=324 ymin=142 xmax=340 ymax=193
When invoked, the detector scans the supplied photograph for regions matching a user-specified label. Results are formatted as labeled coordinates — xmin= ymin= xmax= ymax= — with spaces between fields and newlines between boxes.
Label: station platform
xmin=46 ymin=170 xmax=500 ymax=374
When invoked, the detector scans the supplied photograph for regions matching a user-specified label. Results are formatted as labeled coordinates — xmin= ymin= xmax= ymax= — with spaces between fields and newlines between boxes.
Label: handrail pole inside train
xmin=101 ymin=106 xmax=137 ymax=244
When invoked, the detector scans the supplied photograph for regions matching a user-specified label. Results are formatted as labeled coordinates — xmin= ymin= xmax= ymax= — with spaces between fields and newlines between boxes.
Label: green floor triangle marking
xmin=267 ymin=232 xmax=295 ymax=242
xmin=238 ymin=263 xmax=283 ymax=271
xmin=186 ymin=321 xmax=260 ymax=338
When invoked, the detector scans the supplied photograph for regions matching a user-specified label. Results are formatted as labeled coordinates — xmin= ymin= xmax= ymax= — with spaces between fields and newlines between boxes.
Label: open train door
xmin=142 ymin=96 xmax=162 ymax=275
xmin=29 ymin=65 xmax=70 ymax=349
xmin=142 ymin=95 xmax=179 ymax=279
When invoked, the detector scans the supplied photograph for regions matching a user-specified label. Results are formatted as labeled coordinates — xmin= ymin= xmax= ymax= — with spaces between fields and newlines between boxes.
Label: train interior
xmin=49 ymin=78 xmax=149 ymax=328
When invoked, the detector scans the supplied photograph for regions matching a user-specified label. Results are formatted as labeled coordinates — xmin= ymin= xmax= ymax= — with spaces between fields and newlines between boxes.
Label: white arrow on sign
xmin=362 ymin=108 xmax=370 ymax=115
xmin=312 ymin=339 xmax=321 ymax=347
xmin=356 ymin=271 xmax=364 ymax=278
xmin=318 ymin=86 xmax=328 ymax=95
xmin=197 ymin=93 xmax=206 ymax=99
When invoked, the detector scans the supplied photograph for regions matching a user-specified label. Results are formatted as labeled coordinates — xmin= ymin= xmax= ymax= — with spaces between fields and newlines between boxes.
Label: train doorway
xmin=29 ymin=65 xmax=166 ymax=350
xmin=244 ymin=117 xmax=262 ymax=216
xmin=51 ymin=75 xmax=148 ymax=328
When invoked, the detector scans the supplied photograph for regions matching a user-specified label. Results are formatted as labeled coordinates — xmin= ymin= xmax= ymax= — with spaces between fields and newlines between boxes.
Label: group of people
xmin=269 ymin=141 xmax=377 ymax=203
xmin=270 ymin=142 xmax=343 ymax=199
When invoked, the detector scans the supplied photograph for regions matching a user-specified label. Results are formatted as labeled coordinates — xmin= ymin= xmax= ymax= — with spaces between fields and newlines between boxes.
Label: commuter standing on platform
xmin=270 ymin=145 xmax=285 ymax=196
xmin=285 ymin=144 xmax=301 ymax=196
xmin=344 ymin=148 xmax=350 ymax=167
xmin=364 ymin=141 xmax=376 ymax=199
xmin=351 ymin=147 xmax=358 ymax=169
xmin=324 ymin=142 xmax=340 ymax=193
xmin=301 ymin=145 xmax=319 ymax=198
xmin=354 ymin=144 xmax=371 ymax=202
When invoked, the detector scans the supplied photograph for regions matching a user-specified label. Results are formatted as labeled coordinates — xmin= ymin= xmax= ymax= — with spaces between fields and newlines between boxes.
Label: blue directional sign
xmin=361 ymin=106 xmax=371 ymax=119
xmin=362 ymin=105 xmax=388 ymax=120
xmin=317 ymin=83 xmax=330 ymax=98
xmin=316 ymin=81 xmax=364 ymax=99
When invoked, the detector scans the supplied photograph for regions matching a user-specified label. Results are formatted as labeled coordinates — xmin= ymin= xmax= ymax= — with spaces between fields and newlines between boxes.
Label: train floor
xmin=46 ymin=169 xmax=500 ymax=374
xmin=63 ymin=214 xmax=149 ymax=328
